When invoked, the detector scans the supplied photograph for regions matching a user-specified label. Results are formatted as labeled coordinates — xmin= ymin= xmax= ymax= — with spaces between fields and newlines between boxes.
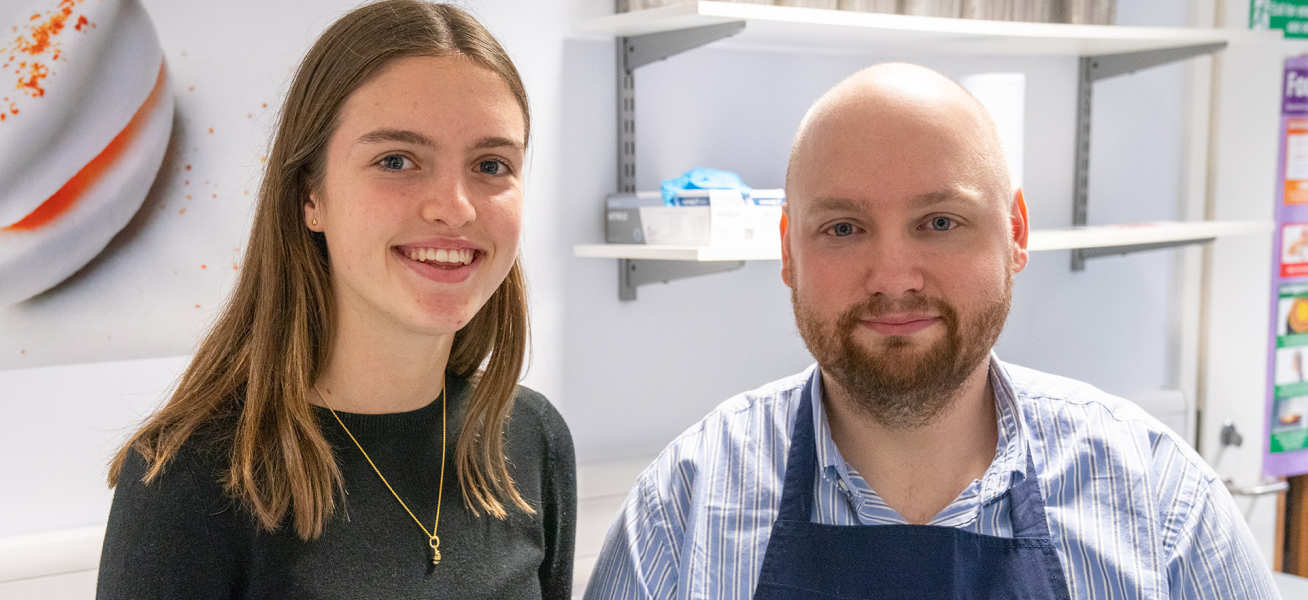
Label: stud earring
xmin=311 ymin=218 xmax=318 ymax=227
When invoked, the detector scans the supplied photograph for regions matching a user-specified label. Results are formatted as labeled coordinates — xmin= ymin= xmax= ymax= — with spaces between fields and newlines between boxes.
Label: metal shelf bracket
xmin=1076 ymin=237 xmax=1217 ymax=262
xmin=623 ymin=22 xmax=747 ymax=70
xmin=1070 ymin=41 xmax=1227 ymax=271
xmin=612 ymin=7 xmax=746 ymax=300
xmin=619 ymin=259 xmax=746 ymax=301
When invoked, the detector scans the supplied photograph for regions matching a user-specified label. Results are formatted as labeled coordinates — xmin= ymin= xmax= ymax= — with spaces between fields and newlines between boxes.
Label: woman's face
xmin=306 ymin=55 xmax=525 ymax=338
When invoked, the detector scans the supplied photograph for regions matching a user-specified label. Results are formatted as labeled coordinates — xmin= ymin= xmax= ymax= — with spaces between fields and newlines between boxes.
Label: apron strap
xmin=1007 ymin=447 xmax=1056 ymax=540
xmin=775 ymin=369 xmax=822 ymax=523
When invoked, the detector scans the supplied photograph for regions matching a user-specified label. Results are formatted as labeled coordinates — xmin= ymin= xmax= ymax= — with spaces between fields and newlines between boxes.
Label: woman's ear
xmin=305 ymin=193 xmax=323 ymax=232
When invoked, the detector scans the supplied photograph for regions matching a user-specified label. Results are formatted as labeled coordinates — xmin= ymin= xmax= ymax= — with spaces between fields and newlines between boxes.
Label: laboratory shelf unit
xmin=576 ymin=1 xmax=1283 ymax=299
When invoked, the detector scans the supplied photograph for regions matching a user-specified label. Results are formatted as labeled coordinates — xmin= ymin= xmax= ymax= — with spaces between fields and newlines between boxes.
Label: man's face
xmin=782 ymin=93 xmax=1027 ymax=428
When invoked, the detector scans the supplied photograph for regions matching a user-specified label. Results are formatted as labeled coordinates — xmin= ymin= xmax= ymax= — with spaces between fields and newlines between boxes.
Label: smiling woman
xmin=94 ymin=2 xmax=575 ymax=599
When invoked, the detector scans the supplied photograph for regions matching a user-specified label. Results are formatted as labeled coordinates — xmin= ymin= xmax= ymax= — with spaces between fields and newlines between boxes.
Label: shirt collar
xmin=811 ymin=352 xmax=1029 ymax=506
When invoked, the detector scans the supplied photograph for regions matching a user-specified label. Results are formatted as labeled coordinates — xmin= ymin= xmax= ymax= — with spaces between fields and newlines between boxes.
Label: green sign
xmin=1273 ymin=428 xmax=1308 ymax=453
xmin=1252 ymin=0 xmax=1308 ymax=38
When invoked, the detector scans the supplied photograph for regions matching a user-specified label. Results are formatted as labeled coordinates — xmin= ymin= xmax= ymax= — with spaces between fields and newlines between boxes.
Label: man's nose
xmin=859 ymin=231 xmax=926 ymax=299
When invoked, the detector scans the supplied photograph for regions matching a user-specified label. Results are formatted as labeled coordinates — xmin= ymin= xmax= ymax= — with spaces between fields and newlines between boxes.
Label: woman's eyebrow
xmin=469 ymin=136 xmax=523 ymax=151
xmin=355 ymin=128 xmax=435 ymax=147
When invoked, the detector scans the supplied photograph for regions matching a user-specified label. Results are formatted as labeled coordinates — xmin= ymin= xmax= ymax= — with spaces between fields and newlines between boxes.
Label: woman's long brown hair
xmin=107 ymin=0 xmax=534 ymax=540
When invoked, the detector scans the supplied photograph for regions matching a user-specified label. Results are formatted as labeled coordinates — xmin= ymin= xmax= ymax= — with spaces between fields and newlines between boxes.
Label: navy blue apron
xmin=753 ymin=371 xmax=1072 ymax=599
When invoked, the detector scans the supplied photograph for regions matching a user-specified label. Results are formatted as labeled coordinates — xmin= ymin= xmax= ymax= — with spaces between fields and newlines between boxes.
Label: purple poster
xmin=1264 ymin=56 xmax=1308 ymax=475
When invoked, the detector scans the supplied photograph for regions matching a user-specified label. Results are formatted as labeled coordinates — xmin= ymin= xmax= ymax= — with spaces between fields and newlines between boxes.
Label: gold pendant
xmin=429 ymin=535 xmax=442 ymax=565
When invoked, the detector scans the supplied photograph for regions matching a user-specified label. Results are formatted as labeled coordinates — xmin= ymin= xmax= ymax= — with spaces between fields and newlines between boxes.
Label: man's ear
xmin=1009 ymin=188 xmax=1029 ymax=274
xmin=780 ymin=208 xmax=794 ymax=289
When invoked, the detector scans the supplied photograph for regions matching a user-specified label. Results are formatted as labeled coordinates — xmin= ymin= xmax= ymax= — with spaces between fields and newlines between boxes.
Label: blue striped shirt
xmin=584 ymin=357 xmax=1279 ymax=599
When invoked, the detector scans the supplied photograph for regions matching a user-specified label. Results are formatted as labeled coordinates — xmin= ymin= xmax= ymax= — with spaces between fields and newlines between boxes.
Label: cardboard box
xmin=606 ymin=189 xmax=765 ymax=246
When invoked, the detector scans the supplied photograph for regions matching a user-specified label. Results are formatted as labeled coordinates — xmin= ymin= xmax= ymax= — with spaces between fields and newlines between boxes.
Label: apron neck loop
xmin=775 ymin=369 xmax=822 ymax=523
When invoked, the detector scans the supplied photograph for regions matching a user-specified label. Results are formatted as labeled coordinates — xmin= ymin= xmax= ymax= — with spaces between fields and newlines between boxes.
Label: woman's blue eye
xmin=929 ymin=216 xmax=954 ymax=231
xmin=478 ymin=159 xmax=507 ymax=175
xmin=830 ymin=222 xmax=856 ymax=237
xmin=379 ymin=155 xmax=408 ymax=171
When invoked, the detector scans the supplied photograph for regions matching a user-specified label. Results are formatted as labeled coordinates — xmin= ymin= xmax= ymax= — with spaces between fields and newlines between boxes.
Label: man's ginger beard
xmin=792 ymin=268 xmax=1012 ymax=430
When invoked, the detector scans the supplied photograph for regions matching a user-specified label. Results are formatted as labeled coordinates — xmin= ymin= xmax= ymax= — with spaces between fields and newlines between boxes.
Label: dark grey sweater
xmin=96 ymin=374 xmax=576 ymax=599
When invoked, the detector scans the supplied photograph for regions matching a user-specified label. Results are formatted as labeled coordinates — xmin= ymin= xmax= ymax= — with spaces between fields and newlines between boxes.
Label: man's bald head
xmin=785 ymin=63 xmax=1013 ymax=218
xmin=779 ymin=64 xmax=1028 ymax=432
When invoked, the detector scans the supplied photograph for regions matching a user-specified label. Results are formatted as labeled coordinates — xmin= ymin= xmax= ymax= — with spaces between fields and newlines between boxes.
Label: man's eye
xmin=829 ymin=222 xmax=857 ymax=237
xmin=378 ymin=155 xmax=410 ymax=171
xmin=477 ymin=159 xmax=509 ymax=176
xmin=928 ymin=216 xmax=955 ymax=231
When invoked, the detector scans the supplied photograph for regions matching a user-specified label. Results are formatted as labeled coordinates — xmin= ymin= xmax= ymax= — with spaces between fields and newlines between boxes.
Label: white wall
xmin=4 ymin=0 xmax=1271 ymax=595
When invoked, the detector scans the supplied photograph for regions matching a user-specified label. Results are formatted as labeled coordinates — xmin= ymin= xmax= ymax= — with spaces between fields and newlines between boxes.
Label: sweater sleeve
xmin=536 ymin=397 xmax=577 ymax=600
xmin=96 ymin=446 xmax=244 ymax=600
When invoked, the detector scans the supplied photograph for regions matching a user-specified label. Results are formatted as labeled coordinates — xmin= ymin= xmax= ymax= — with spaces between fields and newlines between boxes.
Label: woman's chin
xmin=401 ymin=305 xmax=478 ymax=338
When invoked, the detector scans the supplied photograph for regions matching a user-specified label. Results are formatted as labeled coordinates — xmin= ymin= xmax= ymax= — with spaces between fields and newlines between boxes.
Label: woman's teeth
xmin=403 ymin=247 xmax=475 ymax=265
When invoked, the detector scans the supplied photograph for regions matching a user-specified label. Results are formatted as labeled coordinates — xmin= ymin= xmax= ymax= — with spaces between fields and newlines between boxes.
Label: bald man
xmin=583 ymin=64 xmax=1277 ymax=599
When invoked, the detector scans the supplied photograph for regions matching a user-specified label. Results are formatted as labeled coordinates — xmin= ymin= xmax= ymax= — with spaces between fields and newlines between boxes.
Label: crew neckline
xmin=312 ymin=372 xmax=467 ymax=438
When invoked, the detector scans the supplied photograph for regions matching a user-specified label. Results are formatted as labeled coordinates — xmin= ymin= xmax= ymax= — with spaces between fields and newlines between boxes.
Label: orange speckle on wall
xmin=261 ymin=102 xmax=267 ymax=108
xmin=6 ymin=0 xmax=89 ymax=110
xmin=211 ymin=193 xmax=216 ymax=198
xmin=188 ymin=85 xmax=194 ymax=92
xmin=17 ymin=61 xmax=49 ymax=97
xmin=200 ymin=264 xmax=207 ymax=269
xmin=184 ymin=179 xmax=189 ymax=185
xmin=207 ymin=127 xmax=213 ymax=134
xmin=259 ymin=155 xmax=266 ymax=163
xmin=74 ymin=15 xmax=88 ymax=32
xmin=194 ymin=304 xmax=201 ymax=309
xmin=185 ymin=164 xmax=191 ymax=171
xmin=243 ymin=189 xmax=249 ymax=195
xmin=19 ymin=349 xmax=26 ymax=355
xmin=247 ymin=113 xmax=252 ymax=118
xmin=178 ymin=208 xmax=186 ymax=214
xmin=185 ymin=194 xmax=191 ymax=200
xmin=232 ymin=263 xmax=239 ymax=271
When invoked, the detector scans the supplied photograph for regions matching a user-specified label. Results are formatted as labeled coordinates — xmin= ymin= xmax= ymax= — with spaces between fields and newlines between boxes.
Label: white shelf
xmin=575 ymin=243 xmax=782 ymax=261
xmin=1027 ymin=219 xmax=1271 ymax=251
xmin=574 ymin=220 xmax=1273 ymax=261
xmin=577 ymin=1 xmax=1280 ymax=56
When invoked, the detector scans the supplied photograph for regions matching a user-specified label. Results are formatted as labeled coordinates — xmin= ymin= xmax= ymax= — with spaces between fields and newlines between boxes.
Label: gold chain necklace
xmin=318 ymin=385 xmax=447 ymax=566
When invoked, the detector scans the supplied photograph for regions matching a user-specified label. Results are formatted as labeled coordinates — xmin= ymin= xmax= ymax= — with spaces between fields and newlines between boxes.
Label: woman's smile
xmin=394 ymin=243 xmax=483 ymax=284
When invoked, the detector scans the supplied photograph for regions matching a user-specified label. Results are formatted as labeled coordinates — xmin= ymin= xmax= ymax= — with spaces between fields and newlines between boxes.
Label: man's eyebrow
xmin=809 ymin=196 xmax=860 ymax=212
xmin=911 ymin=189 xmax=982 ymax=207
xmin=806 ymin=189 xmax=982 ymax=214
xmin=355 ymin=128 xmax=435 ymax=147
